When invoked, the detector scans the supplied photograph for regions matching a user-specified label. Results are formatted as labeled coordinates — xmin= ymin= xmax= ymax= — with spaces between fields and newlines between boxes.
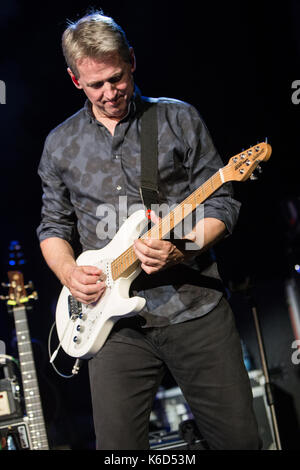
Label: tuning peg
xmin=24 ymin=281 xmax=34 ymax=290
xmin=1 ymin=282 xmax=10 ymax=288
xmin=28 ymin=291 xmax=38 ymax=301
xmin=256 ymin=165 xmax=262 ymax=173
xmin=250 ymin=173 xmax=258 ymax=181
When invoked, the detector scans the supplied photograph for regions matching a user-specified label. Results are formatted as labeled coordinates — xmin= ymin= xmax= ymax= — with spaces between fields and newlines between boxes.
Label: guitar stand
xmin=230 ymin=278 xmax=282 ymax=450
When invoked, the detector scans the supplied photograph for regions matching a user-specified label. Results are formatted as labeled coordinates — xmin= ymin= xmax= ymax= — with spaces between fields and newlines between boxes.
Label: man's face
xmin=68 ymin=49 xmax=135 ymax=121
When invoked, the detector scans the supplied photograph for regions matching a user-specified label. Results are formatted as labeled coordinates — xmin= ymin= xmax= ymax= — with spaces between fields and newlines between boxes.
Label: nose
xmin=103 ymin=82 xmax=117 ymax=101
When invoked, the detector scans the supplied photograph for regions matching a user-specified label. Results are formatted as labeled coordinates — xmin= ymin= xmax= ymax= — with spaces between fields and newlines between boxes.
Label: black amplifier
xmin=0 ymin=359 xmax=23 ymax=423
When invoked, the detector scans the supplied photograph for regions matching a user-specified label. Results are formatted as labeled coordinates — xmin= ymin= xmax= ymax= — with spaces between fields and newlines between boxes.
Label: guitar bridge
xmin=68 ymin=295 xmax=82 ymax=320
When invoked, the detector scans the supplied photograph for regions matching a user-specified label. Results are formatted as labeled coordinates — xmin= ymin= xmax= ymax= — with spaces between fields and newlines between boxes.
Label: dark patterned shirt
xmin=37 ymin=88 xmax=240 ymax=327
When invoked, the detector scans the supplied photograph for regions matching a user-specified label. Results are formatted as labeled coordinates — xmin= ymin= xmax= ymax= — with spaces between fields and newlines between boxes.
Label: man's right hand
xmin=40 ymin=238 xmax=106 ymax=305
xmin=64 ymin=265 xmax=106 ymax=305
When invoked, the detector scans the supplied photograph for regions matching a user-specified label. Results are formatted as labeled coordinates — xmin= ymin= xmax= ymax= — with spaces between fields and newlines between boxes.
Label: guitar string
xmin=111 ymin=160 xmax=235 ymax=275
xmin=111 ymin=154 xmax=262 ymax=277
xmin=111 ymin=149 xmax=265 ymax=277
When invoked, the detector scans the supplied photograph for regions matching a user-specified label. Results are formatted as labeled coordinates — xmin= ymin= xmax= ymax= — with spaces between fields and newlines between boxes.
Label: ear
xmin=129 ymin=47 xmax=136 ymax=73
xmin=67 ymin=67 xmax=82 ymax=89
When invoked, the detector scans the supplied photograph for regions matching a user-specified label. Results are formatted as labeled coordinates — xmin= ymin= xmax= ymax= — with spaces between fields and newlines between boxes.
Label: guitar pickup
xmin=68 ymin=295 xmax=82 ymax=319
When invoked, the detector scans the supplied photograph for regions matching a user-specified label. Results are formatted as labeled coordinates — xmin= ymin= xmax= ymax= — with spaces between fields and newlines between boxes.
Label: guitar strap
xmin=139 ymin=101 xmax=159 ymax=213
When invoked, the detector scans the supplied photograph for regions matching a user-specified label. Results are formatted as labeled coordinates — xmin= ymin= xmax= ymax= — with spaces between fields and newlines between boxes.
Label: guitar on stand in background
xmin=0 ymin=241 xmax=49 ymax=450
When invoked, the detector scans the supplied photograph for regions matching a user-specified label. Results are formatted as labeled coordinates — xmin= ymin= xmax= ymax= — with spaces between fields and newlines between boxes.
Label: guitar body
xmin=55 ymin=209 xmax=149 ymax=359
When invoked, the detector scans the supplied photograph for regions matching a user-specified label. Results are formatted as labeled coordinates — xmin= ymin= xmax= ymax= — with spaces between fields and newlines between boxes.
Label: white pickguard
xmin=55 ymin=210 xmax=148 ymax=359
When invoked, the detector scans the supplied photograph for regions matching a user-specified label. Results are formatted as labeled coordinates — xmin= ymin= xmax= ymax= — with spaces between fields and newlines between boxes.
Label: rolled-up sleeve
xmin=180 ymin=104 xmax=241 ymax=234
xmin=36 ymin=134 xmax=76 ymax=243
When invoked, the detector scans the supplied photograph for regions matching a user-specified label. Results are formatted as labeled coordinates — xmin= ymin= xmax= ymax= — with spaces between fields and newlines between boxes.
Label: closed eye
xmin=87 ymin=73 xmax=124 ymax=89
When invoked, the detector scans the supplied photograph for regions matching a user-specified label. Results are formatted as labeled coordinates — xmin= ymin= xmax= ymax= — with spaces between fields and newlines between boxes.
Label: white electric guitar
xmin=55 ymin=142 xmax=272 ymax=359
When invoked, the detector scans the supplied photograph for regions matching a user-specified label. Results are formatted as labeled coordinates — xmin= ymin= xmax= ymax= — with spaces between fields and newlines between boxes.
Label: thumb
xmin=81 ymin=265 xmax=102 ymax=276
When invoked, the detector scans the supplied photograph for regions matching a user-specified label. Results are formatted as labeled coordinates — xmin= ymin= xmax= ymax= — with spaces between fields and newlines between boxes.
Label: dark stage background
xmin=0 ymin=0 xmax=300 ymax=450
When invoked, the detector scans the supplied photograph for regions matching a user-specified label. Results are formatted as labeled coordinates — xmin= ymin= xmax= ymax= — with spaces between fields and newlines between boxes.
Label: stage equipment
xmin=229 ymin=278 xmax=282 ymax=450
xmin=1 ymin=243 xmax=49 ymax=450
xmin=149 ymin=372 xmax=276 ymax=450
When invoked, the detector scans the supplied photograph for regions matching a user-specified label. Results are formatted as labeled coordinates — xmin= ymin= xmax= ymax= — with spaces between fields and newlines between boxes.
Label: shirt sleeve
xmin=179 ymin=103 xmax=241 ymax=234
xmin=36 ymin=134 xmax=76 ymax=244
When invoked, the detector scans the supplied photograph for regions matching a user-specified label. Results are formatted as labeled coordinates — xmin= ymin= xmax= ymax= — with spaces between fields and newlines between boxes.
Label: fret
xmin=28 ymin=414 xmax=44 ymax=421
xmin=23 ymin=378 xmax=38 ymax=384
xmin=28 ymin=415 xmax=45 ymax=421
xmin=19 ymin=351 xmax=33 ymax=356
xmin=29 ymin=427 xmax=48 ymax=434
xmin=19 ymin=360 xmax=35 ymax=366
xmin=31 ymin=442 xmax=48 ymax=448
xmin=24 ymin=396 xmax=42 ymax=403
xmin=24 ymin=387 xmax=40 ymax=394
xmin=29 ymin=424 xmax=48 ymax=431
xmin=30 ymin=431 xmax=48 ymax=436
xmin=26 ymin=402 xmax=44 ymax=408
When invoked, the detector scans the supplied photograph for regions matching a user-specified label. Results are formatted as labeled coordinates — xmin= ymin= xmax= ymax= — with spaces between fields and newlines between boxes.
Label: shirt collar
xmin=84 ymin=85 xmax=142 ymax=124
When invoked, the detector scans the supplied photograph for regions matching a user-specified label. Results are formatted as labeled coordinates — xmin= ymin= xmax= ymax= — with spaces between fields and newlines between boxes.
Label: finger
xmin=134 ymin=242 xmax=163 ymax=267
xmin=81 ymin=265 xmax=102 ymax=275
xmin=74 ymin=266 xmax=104 ymax=285
xmin=70 ymin=284 xmax=106 ymax=305
xmin=140 ymin=263 xmax=160 ymax=275
xmin=71 ymin=279 xmax=106 ymax=295
xmin=142 ymin=238 xmax=173 ymax=251
xmin=134 ymin=239 xmax=171 ymax=260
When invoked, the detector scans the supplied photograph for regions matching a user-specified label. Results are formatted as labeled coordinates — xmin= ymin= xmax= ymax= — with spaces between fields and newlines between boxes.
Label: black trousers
xmin=88 ymin=297 xmax=260 ymax=450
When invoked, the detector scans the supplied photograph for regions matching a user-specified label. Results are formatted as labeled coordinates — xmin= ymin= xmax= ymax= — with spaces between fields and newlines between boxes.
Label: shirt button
xmin=116 ymin=185 xmax=122 ymax=191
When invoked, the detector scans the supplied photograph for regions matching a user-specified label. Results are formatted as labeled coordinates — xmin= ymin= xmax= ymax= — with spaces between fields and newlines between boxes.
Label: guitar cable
xmin=48 ymin=321 xmax=83 ymax=379
xmin=0 ymin=354 xmax=19 ymax=366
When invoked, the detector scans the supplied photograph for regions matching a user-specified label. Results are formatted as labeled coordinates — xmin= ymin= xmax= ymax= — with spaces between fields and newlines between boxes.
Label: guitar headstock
xmin=1 ymin=271 xmax=37 ymax=306
xmin=224 ymin=142 xmax=272 ymax=182
xmin=0 ymin=241 xmax=37 ymax=306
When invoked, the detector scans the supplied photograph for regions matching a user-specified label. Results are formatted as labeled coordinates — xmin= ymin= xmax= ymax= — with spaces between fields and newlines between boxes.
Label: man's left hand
xmin=133 ymin=238 xmax=185 ymax=275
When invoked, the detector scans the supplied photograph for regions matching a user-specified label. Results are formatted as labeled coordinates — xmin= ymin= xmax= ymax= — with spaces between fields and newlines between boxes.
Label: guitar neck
xmin=13 ymin=305 xmax=49 ymax=450
xmin=142 ymin=169 xmax=223 ymax=240
xmin=111 ymin=169 xmax=223 ymax=280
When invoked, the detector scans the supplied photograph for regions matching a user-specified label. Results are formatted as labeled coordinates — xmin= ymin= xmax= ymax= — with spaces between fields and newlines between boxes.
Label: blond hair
xmin=62 ymin=11 xmax=131 ymax=78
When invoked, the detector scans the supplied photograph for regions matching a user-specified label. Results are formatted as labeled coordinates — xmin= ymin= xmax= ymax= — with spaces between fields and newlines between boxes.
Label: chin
xmin=108 ymin=105 xmax=127 ymax=118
